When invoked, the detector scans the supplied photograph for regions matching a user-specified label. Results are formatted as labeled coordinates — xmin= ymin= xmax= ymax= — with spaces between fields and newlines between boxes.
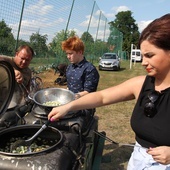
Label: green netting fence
xmin=0 ymin=0 xmax=126 ymax=66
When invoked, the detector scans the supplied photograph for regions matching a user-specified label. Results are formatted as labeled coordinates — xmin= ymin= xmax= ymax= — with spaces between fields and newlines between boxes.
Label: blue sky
xmin=95 ymin=0 xmax=170 ymax=32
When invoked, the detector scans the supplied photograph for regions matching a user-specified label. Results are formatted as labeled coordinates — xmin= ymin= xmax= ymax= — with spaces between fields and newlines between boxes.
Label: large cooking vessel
xmin=31 ymin=87 xmax=75 ymax=109
xmin=28 ymin=87 xmax=76 ymax=119
xmin=0 ymin=124 xmax=81 ymax=170
xmin=0 ymin=124 xmax=63 ymax=156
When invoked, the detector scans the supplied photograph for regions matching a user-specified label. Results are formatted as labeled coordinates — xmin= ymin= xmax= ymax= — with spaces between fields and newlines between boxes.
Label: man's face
xmin=65 ymin=50 xmax=83 ymax=64
xmin=14 ymin=49 xmax=32 ymax=69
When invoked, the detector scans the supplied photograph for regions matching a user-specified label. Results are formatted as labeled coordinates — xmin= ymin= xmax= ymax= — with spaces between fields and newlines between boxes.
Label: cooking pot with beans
xmin=0 ymin=123 xmax=81 ymax=170
xmin=30 ymin=87 xmax=75 ymax=109
xmin=0 ymin=124 xmax=63 ymax=156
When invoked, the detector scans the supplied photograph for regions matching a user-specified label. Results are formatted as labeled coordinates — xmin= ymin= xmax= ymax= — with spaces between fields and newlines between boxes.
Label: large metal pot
xmin=31 ymin=88 xmax=75 ymax=109
xmin=0 ymin=124 xmax=63 ymax=156
xmin=0 ymin=124 xmax=81 ymax=170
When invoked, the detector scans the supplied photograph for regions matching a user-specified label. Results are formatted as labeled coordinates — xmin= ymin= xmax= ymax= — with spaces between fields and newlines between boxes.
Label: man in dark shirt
xmin=62 ymin=36 xmax=100 ymax=118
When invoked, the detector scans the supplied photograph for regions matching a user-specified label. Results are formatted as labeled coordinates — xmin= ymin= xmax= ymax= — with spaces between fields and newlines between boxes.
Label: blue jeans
xmin=127 ymin=142 xmax=170 ymax=170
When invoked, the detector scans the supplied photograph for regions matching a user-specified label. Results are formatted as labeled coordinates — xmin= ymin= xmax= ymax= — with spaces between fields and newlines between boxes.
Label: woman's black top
xmin=131 ymin=76 xmax=170 ymax=148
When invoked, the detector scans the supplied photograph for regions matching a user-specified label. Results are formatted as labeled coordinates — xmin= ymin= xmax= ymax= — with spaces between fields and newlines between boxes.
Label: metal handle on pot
xmin=19 ymin=83 xmax=36 ymax=99
xmin=93 ymin=130 xmax=148 ymax=149
xmin=18 ymin=83 xmax=31 ymax=103
xmin=21 ymin=83 xmax=29 ymax=94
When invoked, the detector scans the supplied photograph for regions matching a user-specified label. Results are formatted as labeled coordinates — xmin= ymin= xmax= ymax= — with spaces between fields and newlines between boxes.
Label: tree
xmin=81 ymin=32 xmax=94 ymax=43
xmin=0 ymin=20 xmax=15 ymax=55
xmin=109 ymin=11 xmax=140 ymax=56
xmin=81 ymin=32 xmax=94 ymax=57
xmin=17 ymin=39 xmax=31 ymax=47
xmin=51 ymin=29 xmax=66 ymax=55
xmin=29 ymin=31 xmax=48 ymax=57
xmin=94 ymin=39 xmax=108 ymax=57
xmin=50 ymin=30 xmax=76 ymax=63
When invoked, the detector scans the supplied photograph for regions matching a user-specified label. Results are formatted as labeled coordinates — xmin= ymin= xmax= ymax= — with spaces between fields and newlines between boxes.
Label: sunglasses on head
xmin=144 ymin=91 xmax=160 ymax=117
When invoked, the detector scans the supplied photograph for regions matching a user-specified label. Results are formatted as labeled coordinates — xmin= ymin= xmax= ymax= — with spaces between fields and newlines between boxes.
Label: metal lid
xmin=0 ymin=61 xmax=15 ymax=115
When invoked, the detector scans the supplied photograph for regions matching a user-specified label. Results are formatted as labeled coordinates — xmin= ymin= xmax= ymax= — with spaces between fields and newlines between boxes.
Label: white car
xmin=99 ymin=53 xmax=120 ymax=71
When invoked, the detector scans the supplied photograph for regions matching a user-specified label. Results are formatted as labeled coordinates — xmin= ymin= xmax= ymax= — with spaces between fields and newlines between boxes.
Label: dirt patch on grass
xmin=37 ymin=69 xmax=67 ymax=89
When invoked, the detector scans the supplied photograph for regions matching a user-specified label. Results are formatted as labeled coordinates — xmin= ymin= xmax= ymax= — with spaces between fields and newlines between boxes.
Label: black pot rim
xmin=0 ymin=125 xmax=63 ymax=156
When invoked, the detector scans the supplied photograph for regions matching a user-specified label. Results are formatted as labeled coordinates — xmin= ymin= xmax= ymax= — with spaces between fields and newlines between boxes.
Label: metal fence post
xmin=64 ymin=0 xmax=75 ymax=40
xmin=85 ymin=1 xmax=96 ymax=42
xmin=93 ymin=10 xmax=102 ymax=61
xmin=95 ymin=11 xmax=101 ymax=41
xmin=102 ymin=18 xmax=107 ymax=54
xmin=15 ymin=0 xmax=25 ymax=51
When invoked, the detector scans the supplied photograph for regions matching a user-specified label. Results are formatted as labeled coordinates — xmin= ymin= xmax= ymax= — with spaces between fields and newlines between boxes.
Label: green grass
xmin=96 ymin=60 xmax=146 ymax=170
xmin=98 ymin=60 xmax=145 ymax=89
xmin=30 ymin=57 xmax=57 ymax=67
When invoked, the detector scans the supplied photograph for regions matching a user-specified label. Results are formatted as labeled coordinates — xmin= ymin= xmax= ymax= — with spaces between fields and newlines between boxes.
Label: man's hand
xmin=14 ymin=70 xmax=23 ymax=83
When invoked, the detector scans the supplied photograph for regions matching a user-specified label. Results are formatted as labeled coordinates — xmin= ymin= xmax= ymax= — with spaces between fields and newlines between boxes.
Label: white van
xmin=131 ymin=49 xmax=142 ymax=62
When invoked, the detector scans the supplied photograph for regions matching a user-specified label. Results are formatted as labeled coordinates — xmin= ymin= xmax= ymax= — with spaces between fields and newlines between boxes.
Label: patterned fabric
xmin=66 ymin=57 xmax=99 ymax=93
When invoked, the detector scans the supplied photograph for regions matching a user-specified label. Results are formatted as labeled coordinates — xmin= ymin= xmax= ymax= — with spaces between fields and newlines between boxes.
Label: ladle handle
xmin=45 ymin=119 xmax=51 ymax=126
xmin=94 ymin=130 xmax=148 ymax=149
xmin=26 ymin=120 xmax=51 ymax=142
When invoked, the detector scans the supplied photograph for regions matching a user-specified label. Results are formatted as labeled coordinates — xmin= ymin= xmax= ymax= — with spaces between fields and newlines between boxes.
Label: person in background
xmin=48 ymin=14 xmax=170 ymax=170
xmin=0 ymin=45 xmax=34 ymax=106
xmin=54 ymin=63 xmax=68 ymax=85
xmin=62 ymin=36 xmax=100 ymax=118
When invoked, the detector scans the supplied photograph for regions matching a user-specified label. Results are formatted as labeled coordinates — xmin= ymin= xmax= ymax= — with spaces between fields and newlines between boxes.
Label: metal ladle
xmin=10 ymin=120 xmax=51 ymax=151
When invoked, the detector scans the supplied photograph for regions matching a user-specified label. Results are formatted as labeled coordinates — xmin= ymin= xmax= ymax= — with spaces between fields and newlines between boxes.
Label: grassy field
xmin=96 ymin=61 xmax=146 ymax=170
xmin=33 ymin=59 xmax=146 ymax=170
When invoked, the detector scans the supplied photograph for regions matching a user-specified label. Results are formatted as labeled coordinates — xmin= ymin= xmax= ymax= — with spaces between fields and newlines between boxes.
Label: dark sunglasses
xmin=144 ymin=91 xmax=160 ymax=117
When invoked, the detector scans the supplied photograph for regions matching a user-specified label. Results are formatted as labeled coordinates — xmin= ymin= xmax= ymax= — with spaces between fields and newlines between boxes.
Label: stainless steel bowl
xmin=32 ymin=88 xmax=75 ymax=108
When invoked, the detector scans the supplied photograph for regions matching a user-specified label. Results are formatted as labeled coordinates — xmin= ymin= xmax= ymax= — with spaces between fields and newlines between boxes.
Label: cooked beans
xmin=43 ymin=101 xmax=61 ymax=106
xmin=0 ymin=137 xmax=58 ymax=154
